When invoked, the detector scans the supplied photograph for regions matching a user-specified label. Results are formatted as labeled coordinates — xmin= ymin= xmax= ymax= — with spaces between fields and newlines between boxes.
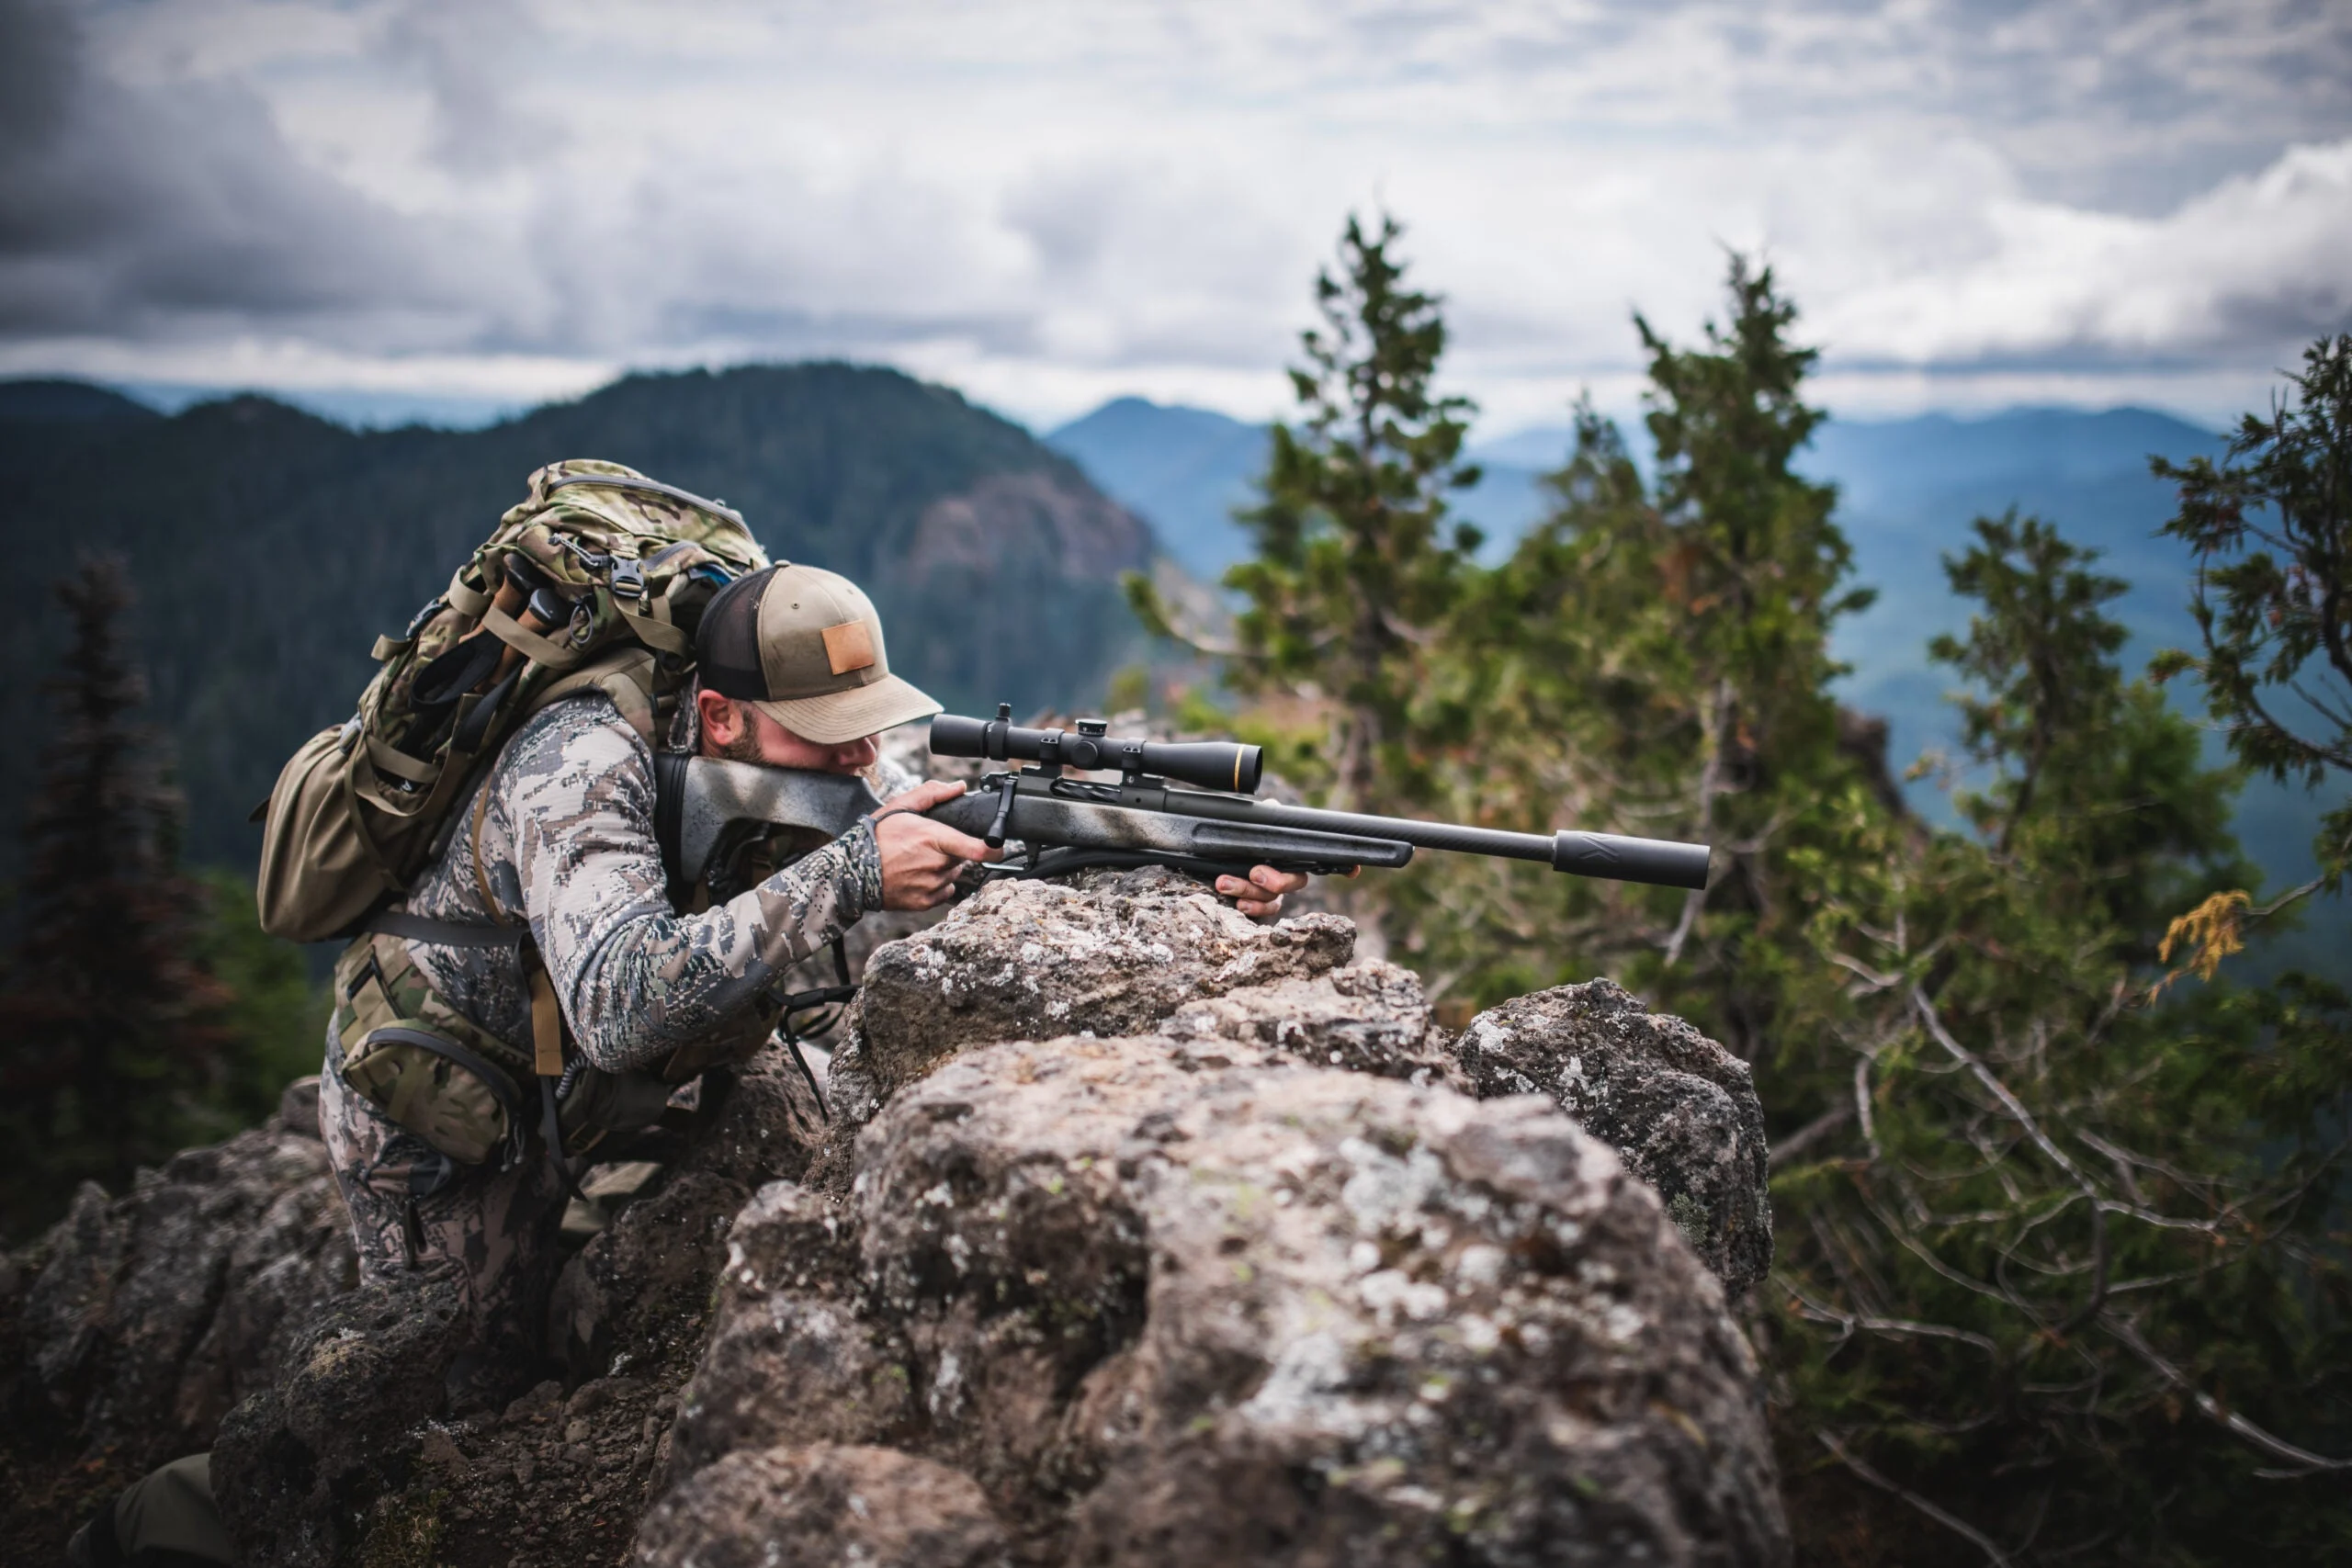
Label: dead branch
xmin=1818 ymin=1430 xmax=2016 ymax=1567
xmin=2098 ymin=1313 xmax=2352 ymax=1477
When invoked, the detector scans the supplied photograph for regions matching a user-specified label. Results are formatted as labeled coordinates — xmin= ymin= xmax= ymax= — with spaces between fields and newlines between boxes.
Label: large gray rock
xmin=638 ymin=1443 xmax=1010 ymax=1568
xmin=6 ymin=1084 xmax=354 ymax=1472
xmin=213 ymin=1043 xmax=833 ymax=1568
xmin=212 ymin=1265 xmax=469 ymax=1568
xmin=1450 ymin=980 xmax=1772 ymax=1297
xmin=662 ymin=1031 xmax=1788 ymax=1567
xmin=833 ymin=865 xmax=1455 ymax=1115
xmin=549 ymin=1044 xmax=827 ymax=1382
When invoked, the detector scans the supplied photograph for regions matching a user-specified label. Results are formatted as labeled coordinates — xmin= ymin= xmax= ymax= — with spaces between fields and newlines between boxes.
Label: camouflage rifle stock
xmin=921 ymin=707 xmax=1713 ymax=891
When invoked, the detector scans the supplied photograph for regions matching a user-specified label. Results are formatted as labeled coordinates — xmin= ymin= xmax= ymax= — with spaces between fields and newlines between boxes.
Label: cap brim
xmin=752 ymin=673 xmax=943 ymax=746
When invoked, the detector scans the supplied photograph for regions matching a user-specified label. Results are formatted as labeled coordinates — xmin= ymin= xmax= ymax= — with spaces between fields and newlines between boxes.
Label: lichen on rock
xmin=6 ymin=874 xmax=1787 ymax=1567
xmin=1450 ymin=978 xmax=1774 ymax=1297
xmin=662 ymin=1026 xmax=1788 ymax=1565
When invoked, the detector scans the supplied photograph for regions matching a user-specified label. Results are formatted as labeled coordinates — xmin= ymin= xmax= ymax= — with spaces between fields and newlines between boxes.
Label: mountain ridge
xmin=0 ymin=363 xmax=1164 ymax=878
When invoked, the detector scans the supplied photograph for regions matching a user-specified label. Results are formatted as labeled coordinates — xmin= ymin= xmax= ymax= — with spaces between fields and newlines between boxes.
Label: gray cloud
xmin=0 ymin=0 xmax=480 ymax=341
xmin=0 ymin=0 xmax=2345 ymax=426
xmin=0 ymin=0 xmax=470 ymax=342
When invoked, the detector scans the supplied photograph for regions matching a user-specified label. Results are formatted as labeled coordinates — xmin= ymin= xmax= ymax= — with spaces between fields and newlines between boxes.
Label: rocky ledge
xmin=3 ymin=867 xmax=1784 ymax=1566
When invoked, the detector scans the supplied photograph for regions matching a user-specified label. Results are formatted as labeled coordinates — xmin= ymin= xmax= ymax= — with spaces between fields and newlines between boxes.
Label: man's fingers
xmin=1250 ymin=863 xmax=1308 ymax=894
xmin=923 ymin=822 xmax=1001 ymax=863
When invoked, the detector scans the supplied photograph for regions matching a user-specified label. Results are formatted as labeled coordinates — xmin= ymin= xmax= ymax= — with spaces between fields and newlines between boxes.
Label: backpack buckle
xmin=609 ymin=557 xmax=649 ymax=602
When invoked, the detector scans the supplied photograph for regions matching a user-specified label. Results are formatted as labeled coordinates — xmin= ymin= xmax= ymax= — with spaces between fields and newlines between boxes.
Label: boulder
xmin=662 ymin=1031 xmax=1788 ymax=1566
xmin=638 ymin=1443 xmax=1010 ymax=1568
xmin=5 ymin=1084 xmax=354 ymax=1472
xmin=7 ymin=875 xmax=1788 ymax=1568
xmin=1450 ymin=980 xmax=1773 ymax=1297
xmin=211 ymin=1265 xmax=469 ymax=1568
xmin=216 ymin=1043 xmax=832 ymax=1568
xmin=833 ymin=865 xmax=1455 ymax=1115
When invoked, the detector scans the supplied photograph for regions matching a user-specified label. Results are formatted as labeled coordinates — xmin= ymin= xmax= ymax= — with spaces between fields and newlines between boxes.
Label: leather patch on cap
xmin=821 ymin=619 xmax=876 ymax=675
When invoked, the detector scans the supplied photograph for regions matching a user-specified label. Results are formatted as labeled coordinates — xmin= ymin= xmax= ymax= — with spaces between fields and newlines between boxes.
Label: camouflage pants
xmin=319 ymin=1052 xmax=568 ymax=1402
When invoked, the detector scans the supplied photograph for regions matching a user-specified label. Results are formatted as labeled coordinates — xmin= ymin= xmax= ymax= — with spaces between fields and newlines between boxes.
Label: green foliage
xmin=0 ymin=560 xmax=235 ymax=1238
xmin=1759 ymin=509 xmax=2346 ymax=1562
xmin=190 ymin=865 xmax=331 ymax=1130
xmin=2154 ymin=333 xmax=2352 ymax=890
xmin=1191 ymin=222 xmax=2352 ymax=1558
xmin=1204 ymin=212 xmax=1480 ymax=812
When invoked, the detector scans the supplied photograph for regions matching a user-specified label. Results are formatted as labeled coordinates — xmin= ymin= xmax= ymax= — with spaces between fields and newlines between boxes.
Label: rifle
xmin=653 ymin=706 xmax=1712 ymax=895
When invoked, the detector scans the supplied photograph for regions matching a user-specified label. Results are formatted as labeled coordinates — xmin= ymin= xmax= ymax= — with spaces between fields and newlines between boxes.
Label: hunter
xmin=69 ymin=485 xmax=1306 ymax=1568
xmin=322 ymin=551 xmax=1307 ymax=1401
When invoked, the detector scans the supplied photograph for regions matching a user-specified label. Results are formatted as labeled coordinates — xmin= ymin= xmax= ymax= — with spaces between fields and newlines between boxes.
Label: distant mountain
xmin=0 ymin=364 xmax=1163 ymax=877
xmin=1044 ymin=397 xmax=1269 ymax=583
xmin=1043 ymin=397 xmax=1550 ymax=572
xmin=1043 ymin=396 xmax=2349 ymax=964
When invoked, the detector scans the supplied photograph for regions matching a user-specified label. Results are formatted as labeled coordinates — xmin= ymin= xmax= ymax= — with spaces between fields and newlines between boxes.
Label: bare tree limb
xmin=1817 ymin=1430 xmax=2015 ymax=1567
xmin=1768 ymin=1104 xmax=1852 ymax=1170
xmin=1914 ymin=986 xmax=2112 ymax=1333
xmin=2099 ymin=1314 xmax=2352 ymax=1476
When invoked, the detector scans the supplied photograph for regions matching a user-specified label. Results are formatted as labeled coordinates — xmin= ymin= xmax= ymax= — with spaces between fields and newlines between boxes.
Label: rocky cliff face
xmin=0 ymin=1082 xmax=354 ymax=1546
xmin=3 ymin=869 xmax=1784 ymax=1566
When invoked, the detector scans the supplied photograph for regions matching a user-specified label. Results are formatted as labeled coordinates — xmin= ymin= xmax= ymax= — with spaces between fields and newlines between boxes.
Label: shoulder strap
xmin=522 ymin=646 xmax=661 ymax=745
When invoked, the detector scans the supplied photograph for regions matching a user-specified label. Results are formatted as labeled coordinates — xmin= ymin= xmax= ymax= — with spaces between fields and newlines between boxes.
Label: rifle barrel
xmin=1157 ymin=793 xmax=1712 ymax=890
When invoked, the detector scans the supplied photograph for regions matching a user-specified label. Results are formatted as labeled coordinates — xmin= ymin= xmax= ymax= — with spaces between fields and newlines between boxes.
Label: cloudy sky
xmin=2 ymin=0 xmax=2346 ymax=434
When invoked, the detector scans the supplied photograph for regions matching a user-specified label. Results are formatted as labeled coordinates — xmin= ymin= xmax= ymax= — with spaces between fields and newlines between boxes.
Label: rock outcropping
xmin=5 ymin=868 xmax=1784 ymax=1566
xmin=1449 ymin=978 xmax=1773 ymax=1296
xmin=0 ymin=1082 xmax=353 ymax=1544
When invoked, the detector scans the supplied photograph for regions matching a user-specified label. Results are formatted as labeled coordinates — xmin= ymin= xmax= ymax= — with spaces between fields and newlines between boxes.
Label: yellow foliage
xmin=2155 ymin=889 xmax=2253 ymax=988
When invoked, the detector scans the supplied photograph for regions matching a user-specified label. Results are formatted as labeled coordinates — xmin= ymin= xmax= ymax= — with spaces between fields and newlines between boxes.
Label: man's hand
xmin=875 ymin=780 xmax=1001 ymax=910
xmin=1216 ymin=863 xmax=1309 ymax=920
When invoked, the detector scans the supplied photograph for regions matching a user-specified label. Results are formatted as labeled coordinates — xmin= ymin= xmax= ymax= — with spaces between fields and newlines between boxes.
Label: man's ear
xmin=695 ymin=688 xmax=743 ymax=750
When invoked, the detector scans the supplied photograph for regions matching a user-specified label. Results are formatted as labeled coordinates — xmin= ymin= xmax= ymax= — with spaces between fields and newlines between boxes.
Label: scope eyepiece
xmin=931 ymin=710 xmax=1263 ymax=796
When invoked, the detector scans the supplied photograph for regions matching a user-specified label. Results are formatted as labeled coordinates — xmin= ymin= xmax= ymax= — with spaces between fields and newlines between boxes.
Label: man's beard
xmin=707 ymin=724 xmax=766 ymax=764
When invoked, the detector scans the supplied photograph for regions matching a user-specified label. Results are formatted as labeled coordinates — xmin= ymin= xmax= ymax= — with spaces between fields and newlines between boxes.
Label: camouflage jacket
xmin=394 ymin=690 xmax=914 ymax=1074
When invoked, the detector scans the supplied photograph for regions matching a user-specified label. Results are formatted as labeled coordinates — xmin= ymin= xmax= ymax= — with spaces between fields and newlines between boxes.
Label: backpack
xmin=256 ymin=459 xmax=769 ymax=1172
xmin=257 ymin=458 xmax=767 ymax=942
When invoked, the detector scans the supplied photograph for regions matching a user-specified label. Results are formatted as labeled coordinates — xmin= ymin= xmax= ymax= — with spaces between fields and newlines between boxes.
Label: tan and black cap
xmin=695 ymin=564 xmax=941 ymax=744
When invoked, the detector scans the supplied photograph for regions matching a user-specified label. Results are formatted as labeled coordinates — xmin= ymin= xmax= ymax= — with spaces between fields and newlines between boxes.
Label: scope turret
xmin=930 ymin=708 xmax=1263 ymax=795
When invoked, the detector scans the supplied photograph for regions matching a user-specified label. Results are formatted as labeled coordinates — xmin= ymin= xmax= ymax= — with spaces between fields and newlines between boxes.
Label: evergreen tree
xmin=1131 ymin=212 xmax=1481 ymax=815
xmin=1765 ymin=514 xmax=2349 ymax=1563
xmin=0 ymin=558 xmax=232 ymax=1237
xmin=2154 ymin=332 xmax=2352 ymax=926
xmin=1410 ymin=257 xmax=1882 ymax=1056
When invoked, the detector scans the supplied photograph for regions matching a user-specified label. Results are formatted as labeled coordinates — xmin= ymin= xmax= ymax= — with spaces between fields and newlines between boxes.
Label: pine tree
xmin=2154 ymin=332 xmax=2352 ymax=917
xmin=1764 ymin=513 xmax=2350 ymax=1562
xmin=1412 ymin=257 xmax=1882 ymax=1053
xmin=1132 ymin=212 xmax=1481 ymax=816
xmin=0 ymin=558 xmax=232 ymax=1237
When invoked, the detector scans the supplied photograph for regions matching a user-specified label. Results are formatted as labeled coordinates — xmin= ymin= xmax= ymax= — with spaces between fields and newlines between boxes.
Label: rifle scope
xmin=931 ymin=710 xmax=1263 ymax=796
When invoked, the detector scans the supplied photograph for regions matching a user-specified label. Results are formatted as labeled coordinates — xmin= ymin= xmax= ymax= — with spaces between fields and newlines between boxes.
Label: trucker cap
xmin=695 ymin=563 xmax=942 ymax=744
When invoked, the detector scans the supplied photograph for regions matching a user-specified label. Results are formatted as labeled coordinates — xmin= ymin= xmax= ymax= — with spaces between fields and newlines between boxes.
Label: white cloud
xmin=1 ymin=0 xmax=2344 ymax=430
xmin=1814 ymin=139 xmax=2352 ymax=366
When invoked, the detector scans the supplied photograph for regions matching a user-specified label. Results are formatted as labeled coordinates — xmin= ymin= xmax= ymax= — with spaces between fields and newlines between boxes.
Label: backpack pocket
xmin=343 ymin=1024 xmax=528 ymax=1167
xmin=333 ymin=931 xmax=533 ymax=1166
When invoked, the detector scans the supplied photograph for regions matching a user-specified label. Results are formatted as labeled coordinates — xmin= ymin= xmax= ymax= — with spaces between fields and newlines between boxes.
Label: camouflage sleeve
xmin=506 ymin=705 xmax=883 ymax=1073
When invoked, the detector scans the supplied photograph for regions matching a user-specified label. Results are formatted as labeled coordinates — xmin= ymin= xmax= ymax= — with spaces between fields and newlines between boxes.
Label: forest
xmin=3 ymin=212 xmax=2347 ymax=1564
xmin=1128 ymin=217 xmax=2352 ymax=1562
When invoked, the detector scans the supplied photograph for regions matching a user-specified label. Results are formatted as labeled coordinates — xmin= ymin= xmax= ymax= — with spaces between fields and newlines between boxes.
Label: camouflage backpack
xmin=257 ymin=458 xmax=769 ymax=1165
